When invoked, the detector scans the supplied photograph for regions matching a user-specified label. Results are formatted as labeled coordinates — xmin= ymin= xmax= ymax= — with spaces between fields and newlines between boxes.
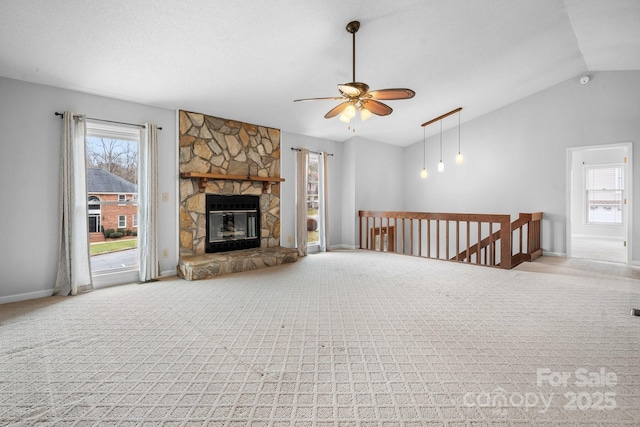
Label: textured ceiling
xmin=1 ymin=0 xmax=639 ymax=146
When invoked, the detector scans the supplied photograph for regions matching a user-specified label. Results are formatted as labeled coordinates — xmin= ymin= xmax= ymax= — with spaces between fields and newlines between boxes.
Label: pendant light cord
xmin=458 ymin=110 xmax=461 ymax=153
xmin=439 ymin=120 xmax=443 ymax=162
xmin=423 ymin=126 xmax=426 ymax=169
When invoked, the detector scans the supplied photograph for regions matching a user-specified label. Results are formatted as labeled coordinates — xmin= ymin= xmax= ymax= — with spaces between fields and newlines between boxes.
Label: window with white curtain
xmin=307 ymin=152 xmax=319 ymax=244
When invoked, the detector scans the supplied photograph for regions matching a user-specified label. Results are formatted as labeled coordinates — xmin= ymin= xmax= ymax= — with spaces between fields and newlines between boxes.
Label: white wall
xmin=402 ymin=71 xmax=640 ymax=261
xmin=321 ymin=136 xmax=406 ymax=249
xmin=0 ymin=77 xmax=178 ymax=303
xmin=353 ymin=137 xmax=405 ymax=211
xmin=341 ymin=138 xmax=357 ymax=248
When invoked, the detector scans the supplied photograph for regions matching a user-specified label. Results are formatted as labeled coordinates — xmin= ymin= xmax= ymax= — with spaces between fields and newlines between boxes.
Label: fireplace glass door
xmin=205 ymin=194 xmax=261 ymax=253
xmin=209 ymin=210 xmax=258 ymax=242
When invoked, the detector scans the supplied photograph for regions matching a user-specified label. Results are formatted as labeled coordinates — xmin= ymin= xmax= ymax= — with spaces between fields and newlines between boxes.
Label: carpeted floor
xmin=1 ymin=250 xmax=639 ymax=426
xmin=571 ymin=236 xmax=627 ymax=264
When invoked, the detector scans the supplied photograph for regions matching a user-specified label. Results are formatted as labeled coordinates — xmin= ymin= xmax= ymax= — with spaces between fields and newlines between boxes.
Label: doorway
xmin=567 ymin=143 xmax=632 ymax=263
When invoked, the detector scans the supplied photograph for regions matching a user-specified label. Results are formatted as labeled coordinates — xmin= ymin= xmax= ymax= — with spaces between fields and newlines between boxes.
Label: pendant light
xmin=420 ymin=107 xmax=462 ymax=174
xmin=437 ymin=120 xmax=444 ymax=172
xmin=455 ymin=109 xmax=463 ymax=164
xmin=420 ymin=126 xmax=428 ymax=179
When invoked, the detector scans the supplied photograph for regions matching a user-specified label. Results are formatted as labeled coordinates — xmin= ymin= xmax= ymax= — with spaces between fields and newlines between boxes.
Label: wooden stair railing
xmin=358 ymin=210 xmax=542 ymax=270
xmin=454 ymin=212 xmax=542 ymax=267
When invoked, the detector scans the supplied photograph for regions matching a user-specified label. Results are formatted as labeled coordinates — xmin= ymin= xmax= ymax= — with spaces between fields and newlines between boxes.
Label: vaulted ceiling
xmin=1 ymin=0 xmax=639 ymax=146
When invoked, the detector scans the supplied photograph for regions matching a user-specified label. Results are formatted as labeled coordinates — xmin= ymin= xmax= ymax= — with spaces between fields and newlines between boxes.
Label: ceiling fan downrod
xmin=346 ymin=21 xmax=360 ymax=83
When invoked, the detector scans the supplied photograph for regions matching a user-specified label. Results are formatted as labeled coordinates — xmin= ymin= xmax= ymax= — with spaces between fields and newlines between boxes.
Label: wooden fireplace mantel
xmin=180 ymin=172 xmax=285 ymax=193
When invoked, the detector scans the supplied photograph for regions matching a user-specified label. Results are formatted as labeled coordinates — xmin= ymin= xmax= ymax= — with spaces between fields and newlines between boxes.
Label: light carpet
xmin=1 ymin=250 xmax=639 ymax=426
xmin=571 ymin=237 xmax=627 ymax=264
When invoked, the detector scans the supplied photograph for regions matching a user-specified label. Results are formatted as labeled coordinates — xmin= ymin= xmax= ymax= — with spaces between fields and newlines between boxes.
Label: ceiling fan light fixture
xmin=345 ymin=103 xmax=357 ymax=119
xmin=339 ymin=113 xmax=351 ymax=123
xmin=360 ymin=107 xmax=372 ymax=121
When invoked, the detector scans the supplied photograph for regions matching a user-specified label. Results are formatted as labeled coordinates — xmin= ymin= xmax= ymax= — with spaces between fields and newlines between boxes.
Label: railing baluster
xmin=445 ymin=220 xmax=450 ymax=261
xmin=366 ymin=216 xmax=370 ymax=249
xmin=418 ymin=220 xmax=422 ymax=257
xmin=427 ymin=220 xmax=431 ymax=258
xmin=466 ymin=221 xmax=470 ymax=263
xmin=436 ymin=220 xmax=441 ymax=259
xmin=385 ymin=217 xmax=390 ymax=252
xmin=409 ymin=219 xmax=414 ymax=256
xmin=489 ymin=222 xmax=494 ymax=265
xmin=519 ymin=225 xmax=523 ymax=255
xmin=455 ymin=220 xmax=460 ymax=261
xmin=476 ymin=222 xmax=481 ymax=265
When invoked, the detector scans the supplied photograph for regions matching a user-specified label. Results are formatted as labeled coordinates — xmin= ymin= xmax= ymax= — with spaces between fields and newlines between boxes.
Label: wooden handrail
xmin=358 ymin=210 xmax=542 ymax=270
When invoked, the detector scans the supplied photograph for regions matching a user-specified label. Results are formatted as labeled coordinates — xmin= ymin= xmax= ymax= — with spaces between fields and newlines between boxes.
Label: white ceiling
xmin=1 ymin=0 xmax=639 ymax=146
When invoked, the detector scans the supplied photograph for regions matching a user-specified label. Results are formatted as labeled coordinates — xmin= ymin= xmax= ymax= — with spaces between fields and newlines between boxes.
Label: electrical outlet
xmin=162 ymin=249 xmax=169 ymax=258
xmin=162 ymin=192 xmax=169 ymax=202
xmin=287 ymin=236 xmax=293 ymax=244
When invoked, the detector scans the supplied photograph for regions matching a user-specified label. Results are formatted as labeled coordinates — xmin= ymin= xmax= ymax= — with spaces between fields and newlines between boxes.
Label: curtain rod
xmin=290 ymin=147 xmax=334 ymax=156
xmin=421 ymin=107 xmax=462 ymax=128
xmin=54 ymin=112 xmax=163 ymax=130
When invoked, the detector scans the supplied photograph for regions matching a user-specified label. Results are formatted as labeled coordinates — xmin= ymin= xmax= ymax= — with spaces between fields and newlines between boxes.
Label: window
xmin=586 ymin=165 xmax=623 ymax=224
xmin=86 ymin=120 xmax=139 ymax=274
xmin=133 ymin=214 xmax=138 ymax=228
xmin=307 ymin=152 xmax=319 ymax=244
xmin=88 ymin=195 xmax=101 ymax=211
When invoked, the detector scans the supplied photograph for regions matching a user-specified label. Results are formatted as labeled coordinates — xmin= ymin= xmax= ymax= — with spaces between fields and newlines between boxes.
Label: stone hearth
xmin=177 ymin=247 xmax=297 ymax=281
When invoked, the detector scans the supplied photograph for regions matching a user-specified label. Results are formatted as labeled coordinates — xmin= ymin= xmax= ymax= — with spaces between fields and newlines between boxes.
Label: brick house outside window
xmin=87 ymin=168 xmax=138 ymax=242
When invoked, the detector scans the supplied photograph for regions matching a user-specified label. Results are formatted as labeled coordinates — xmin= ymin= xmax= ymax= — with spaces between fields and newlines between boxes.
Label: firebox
xmin=206 ymin=194 xmax=260 ymax=253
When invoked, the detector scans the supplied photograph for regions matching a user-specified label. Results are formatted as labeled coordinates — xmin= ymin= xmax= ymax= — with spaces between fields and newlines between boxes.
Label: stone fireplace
xmin=177 ymin=110 xmax=296 ymax=280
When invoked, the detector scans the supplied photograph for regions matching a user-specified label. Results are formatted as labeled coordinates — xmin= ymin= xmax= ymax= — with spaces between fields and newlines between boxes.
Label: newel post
xmin=499 ymin=216 xmax=512 ymax=269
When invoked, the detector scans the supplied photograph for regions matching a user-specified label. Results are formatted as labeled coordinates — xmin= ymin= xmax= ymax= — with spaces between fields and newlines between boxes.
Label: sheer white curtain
xmin=138 ymin=123 xmax=159 ymax=282
xmin=54 ymin=112 xmax=93 ymax=296
xmin=295 ymin=149 xmax=309 ymax=257
xmin=318 ymin=152 xmax=330 ymax=252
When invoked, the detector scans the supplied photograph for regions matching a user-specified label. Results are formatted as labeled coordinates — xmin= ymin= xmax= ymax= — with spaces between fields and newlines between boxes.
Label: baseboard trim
xmin=330 ymin=244 xmax=357 ymax=250
xmin=0 ymin=289 xmax=54 ymax=305
xmin=542 ymin=251 xmax=566 ymax=258
xmin=161 ymin=268 xmax=178 ymax=278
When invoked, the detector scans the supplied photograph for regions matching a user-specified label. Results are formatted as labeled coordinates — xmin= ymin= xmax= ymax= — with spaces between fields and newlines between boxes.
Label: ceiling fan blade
xmin=361 ymin=99 xmax=393 ymax=116
xmin=367 ymin=88 xmax=416 ymax=100
xmin=324 ymin=101 xmax=351 ymax=118
xmin=294 ymin=96 xmax=345 ymax=102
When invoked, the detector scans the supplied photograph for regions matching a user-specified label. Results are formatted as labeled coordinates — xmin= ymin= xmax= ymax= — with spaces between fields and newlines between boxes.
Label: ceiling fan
xmin=294 ymin=20 xmax=415 ymax=123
